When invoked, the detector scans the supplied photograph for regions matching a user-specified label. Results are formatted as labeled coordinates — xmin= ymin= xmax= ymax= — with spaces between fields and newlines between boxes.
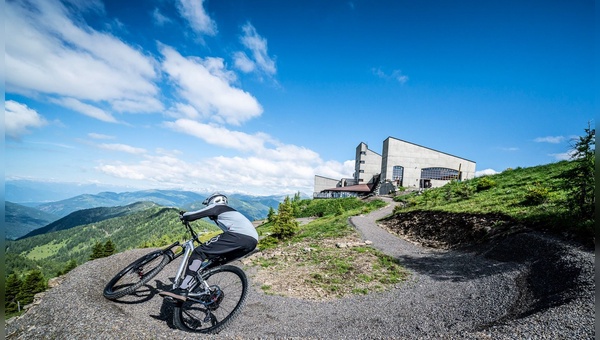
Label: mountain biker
xmin=159 ymin=193 xmax=258 ymax=301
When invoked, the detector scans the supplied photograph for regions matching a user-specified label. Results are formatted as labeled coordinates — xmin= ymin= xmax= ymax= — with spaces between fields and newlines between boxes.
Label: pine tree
xmin=267 ymin=207 xmax=276 ymax=223
xmin=103 ymin=239 xmax=116 ymax=257
xmin=63 ymin=259 xmax=77 ymax=274
xmin=16 ymin=269 xmax=46 ymax=306
xmin=89 ymin=241 xmax=105 ymax=260
xmin=292 ymin=192 xmax=301 ymax=217
xmin=562 ymin=122 xmax=595 ymax=219
xmin=271 ymin=196 xmax=299 ymax=240
xmin=6 ymin=273 xmax=23 ymax=313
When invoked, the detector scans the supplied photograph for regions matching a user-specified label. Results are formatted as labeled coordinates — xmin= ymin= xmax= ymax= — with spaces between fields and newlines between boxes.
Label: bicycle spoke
xmin=173 ymin=265 xmax=248 ymax=333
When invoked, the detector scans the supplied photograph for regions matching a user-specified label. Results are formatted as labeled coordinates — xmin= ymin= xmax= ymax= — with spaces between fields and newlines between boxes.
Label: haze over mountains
xmin=6 ymin=179 xmax=296 ymax=240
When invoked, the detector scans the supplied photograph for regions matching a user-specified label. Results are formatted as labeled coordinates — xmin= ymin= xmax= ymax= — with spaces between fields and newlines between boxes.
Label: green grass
xmin=393 ymin=160 xmax=594 ymax=245
xmin=25 ymin=240 xmax=67 ymax=260
xmin=251 ymin=198 xmax=409 ymax=299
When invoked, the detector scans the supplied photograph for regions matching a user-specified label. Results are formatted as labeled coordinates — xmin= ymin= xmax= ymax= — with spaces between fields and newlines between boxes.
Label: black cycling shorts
xmin=193 ymin=232 xmax=257 ymax=263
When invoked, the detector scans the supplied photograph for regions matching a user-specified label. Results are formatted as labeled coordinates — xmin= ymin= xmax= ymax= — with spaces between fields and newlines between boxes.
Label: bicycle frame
xmin=172 ymin=238 xmax=196 ymax=289
xmin=163 ymin=220 xmax=203 ymax=289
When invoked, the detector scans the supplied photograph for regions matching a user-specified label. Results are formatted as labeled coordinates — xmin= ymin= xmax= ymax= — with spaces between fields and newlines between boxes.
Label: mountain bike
xmin=103 ymin=219 xmax=250 ymax=334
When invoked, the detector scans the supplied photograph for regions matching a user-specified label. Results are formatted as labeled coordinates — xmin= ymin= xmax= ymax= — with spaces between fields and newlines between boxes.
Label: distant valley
xmin=5 ymin=188 xmax=293 ymax=280
xmin=6 ymin=188 xmax=288 ymax=240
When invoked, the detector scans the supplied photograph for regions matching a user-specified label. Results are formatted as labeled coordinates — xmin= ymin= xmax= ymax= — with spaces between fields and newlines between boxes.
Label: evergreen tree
xmin=562 ymin=122 xmax=595 ymax=219
xmin=292 ymin=192 xmax=301 ymax=217
xmin=6 ymin=273 xmax=23 ymax=313
xmin=271 ymin=196 xmax=299 ymax=240
xmin=63 ymin=259 xmax=77 ymax=274
xmin=89 ymin=241 xmax=104 ymax=260
xmin=267 ymin=207 xmax=276 ymax=223
xmin=103 ymin=239 xmax=116 ymax=257
xmin=16 ymin=269 xmax=46 ymax=306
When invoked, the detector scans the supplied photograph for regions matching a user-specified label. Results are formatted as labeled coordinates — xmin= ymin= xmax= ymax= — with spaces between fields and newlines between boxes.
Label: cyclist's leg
xmin=162 ymin=233 xmax=256 ymax=301
xmin=160 ymin=247 xmax=208 ymax=300
xmin=196 ymin=232 xmax=257 ymax=264
xmin=179 ymin=250 xmax=206 ymax=289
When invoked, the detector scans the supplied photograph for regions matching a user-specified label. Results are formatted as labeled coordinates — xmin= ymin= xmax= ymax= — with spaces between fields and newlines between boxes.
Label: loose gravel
xmin=6 ymin=201 xmax=594 ymax=339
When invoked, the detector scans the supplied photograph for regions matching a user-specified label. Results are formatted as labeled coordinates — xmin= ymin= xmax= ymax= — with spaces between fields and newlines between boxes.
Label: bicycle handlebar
xmin=182 ymin=220 xmax=201 ymax=244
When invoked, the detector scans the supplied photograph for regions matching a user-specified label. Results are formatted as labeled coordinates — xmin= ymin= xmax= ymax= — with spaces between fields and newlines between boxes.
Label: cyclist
xmin=159 ymin=192 xmax=258 ymax=301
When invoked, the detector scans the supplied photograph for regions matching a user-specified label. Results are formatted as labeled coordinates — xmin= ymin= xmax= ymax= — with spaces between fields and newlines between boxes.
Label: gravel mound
xmin=6 ymin=202 xmax=594 ymax=339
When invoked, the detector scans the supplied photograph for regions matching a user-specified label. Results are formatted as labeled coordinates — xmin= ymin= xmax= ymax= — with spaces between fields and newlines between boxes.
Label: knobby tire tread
xmin=103 ymin=250 xmax=170 ymax=300
xmin=173 ymin=265 xmax=248 ymax=334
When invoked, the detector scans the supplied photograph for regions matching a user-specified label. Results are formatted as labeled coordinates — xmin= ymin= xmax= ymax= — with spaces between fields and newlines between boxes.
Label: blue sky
xmin=5 ymin=0 xmax=596 ymax=196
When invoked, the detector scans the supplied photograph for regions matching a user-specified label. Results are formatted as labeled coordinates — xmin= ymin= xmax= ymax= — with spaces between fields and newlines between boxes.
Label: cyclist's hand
xmin=179 ymin=211 xmax=186 ymax=222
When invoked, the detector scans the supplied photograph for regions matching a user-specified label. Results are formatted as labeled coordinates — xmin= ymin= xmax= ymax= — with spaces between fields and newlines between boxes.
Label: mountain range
xmin=6 ymin=188 xmax=287 ymax=240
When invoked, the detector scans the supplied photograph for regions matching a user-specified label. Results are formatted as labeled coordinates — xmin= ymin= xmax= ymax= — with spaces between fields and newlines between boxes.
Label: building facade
xmin=354 ymin=142 xmax=382 ymax=185
xmin=378 ymin=137 xmax=476 ymax=194
xmin=313 ymin=137 xmax=476 ymax=197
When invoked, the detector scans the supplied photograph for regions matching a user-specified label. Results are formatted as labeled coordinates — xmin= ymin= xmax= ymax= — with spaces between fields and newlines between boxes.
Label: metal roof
xmin=323 ymin=183 xmax=373 ymax=193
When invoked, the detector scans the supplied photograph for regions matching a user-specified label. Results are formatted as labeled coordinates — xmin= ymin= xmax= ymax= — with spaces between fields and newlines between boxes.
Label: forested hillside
xmin=5 ymin=202 xmax=59 ymax=240
xmin=6 ymin=206 xmax=219 ymax=279
xmin=20 ymin=201 xmax=159 ymax=239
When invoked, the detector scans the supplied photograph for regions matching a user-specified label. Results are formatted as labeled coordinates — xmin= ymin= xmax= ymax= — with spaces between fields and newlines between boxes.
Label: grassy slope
xmin=393 ymin=160 xmax=593 ymax=245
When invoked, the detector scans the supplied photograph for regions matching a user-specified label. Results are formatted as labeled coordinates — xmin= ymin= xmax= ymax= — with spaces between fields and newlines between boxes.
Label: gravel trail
xmin=6 ymin=200 xmax=594 ymax=339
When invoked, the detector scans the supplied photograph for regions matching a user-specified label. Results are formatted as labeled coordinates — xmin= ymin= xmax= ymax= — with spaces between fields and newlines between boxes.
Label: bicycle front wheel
xmin=103 ymin=250 xmax=171 ymax=300
xmin=173 ymin=265 xmax=249 ymax=334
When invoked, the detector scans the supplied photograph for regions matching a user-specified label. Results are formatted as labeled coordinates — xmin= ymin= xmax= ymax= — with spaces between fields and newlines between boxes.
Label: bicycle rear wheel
xmin=173 ymin=265 xmax=248 ymax=334
xmin=103 ymin=250 xmax=171 ymax=300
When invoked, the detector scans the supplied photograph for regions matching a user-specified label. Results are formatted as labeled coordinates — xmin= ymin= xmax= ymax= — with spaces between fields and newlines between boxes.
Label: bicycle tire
xmin=103 ymin=250 xmax=171 ymax=300
xmin=173 ymin=265 xmax=248 ymax=334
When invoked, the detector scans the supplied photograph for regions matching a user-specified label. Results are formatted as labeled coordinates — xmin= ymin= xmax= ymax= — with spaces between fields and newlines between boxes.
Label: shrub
xmin=476 ymin=177 xmax=497 ymax=192
xmin=524 ymin=183 xmax=550 ymax=205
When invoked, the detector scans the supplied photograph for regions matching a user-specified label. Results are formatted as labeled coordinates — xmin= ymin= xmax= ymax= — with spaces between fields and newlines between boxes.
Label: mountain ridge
xmin=18 ymin=201 xmax=160 ymax=240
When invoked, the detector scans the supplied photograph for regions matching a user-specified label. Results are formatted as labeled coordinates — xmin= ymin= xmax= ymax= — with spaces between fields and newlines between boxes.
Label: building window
xmin=360 ymin=160 xmax=365 ymax=164
xmin=360 ymin=151 xmax=366 ymax=155
xmin=392 ymin=166 xmax=404 ymax=181
xmin=421 ymin=167 xmax=459 ymax=181
xmin=359 ymin=170 xmax=364 ymax=173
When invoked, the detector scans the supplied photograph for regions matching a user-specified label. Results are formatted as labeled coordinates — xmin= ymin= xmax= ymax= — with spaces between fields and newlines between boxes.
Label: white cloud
xmin=234 ymin=23 xmax=276 ymax=77
xmin=233 ymin=51 xmax=256 ymax=73
xmin=534 ymin=136 xmax=565 ymax=144
xmin=160 ymin=45 xmax=263 ymax=126
xmin=372 ymin=67 xmax=409 ymax=84
xmin=5 ymin=0 xmax=162 ymax=119
xmin=96 ymin=150 xmax=352 ymax=196
xmin=152 ymin=8 xmax=171 ymax=26
xmin=98 ymin=143 xmax=147 ymax=154
xmin=88 ymin=133 xmax=115 ymax=140
xmin=550 ymin=151 xmax=574 ymax=161
xmin=165 ymin=103 xmax=201 ymax=120
xmin=5 ymin=100 xmax=48 ymax=140
xmin=177 ymin=0 xmax=217 ymax=36
xmin=52 ymin=97 xmax=118 ymax=123
xmin=164 ymin=119 xmax=267 ymax=152
xmin=475 ymin=169 xmax=499 ymax=177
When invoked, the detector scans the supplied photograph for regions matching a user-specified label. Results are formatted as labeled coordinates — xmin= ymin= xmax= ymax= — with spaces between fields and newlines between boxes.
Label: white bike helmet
xmin=203 ymin=193 xmax=228 ymax=206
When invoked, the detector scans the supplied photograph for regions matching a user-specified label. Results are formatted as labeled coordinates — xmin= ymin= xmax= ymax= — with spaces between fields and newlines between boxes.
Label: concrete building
xmin=378 ymin=137 xmax=476 ymax=194
xmin=313 ymin=137 xmax=476 ymax=198
xmin=354 ymin=142 xmax=382 ymax=185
